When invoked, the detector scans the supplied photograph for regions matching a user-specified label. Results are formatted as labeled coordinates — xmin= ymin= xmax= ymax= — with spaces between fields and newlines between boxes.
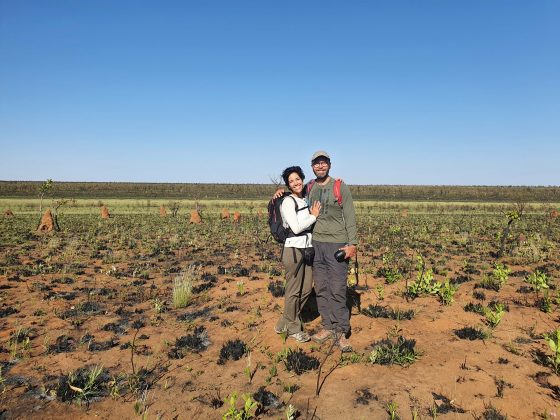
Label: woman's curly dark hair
xmin=281 ymin=166 xmax=305 ymax=187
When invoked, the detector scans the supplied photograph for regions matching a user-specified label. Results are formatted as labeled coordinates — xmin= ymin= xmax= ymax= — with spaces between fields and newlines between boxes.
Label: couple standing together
xmin=274 ymin=151 xmax=357 ymax=352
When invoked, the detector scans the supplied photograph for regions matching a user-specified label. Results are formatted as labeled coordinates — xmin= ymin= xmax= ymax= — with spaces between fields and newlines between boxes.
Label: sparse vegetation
xmin=222 ymin=392 xmax=258 ymax=420
xmin=438 ymin=280 xmax=459 ymax=305
xmin=368 ymin=336 xmax=420 ymax=366
xmin=478 ymin=264 xmax=510 ymax=291
xmin=56 ymin=365 xmax=109 ymax=406
xmin=543 ymin=329 xmax=560 ymax=374
xmin=0 ymin=191 xmax=558 ymax=418
xmin=406 ymin=256 xmax=441 ymax=299
xmin=173 ymin=266 xmax=195 ymax=309
xmin=484 ymin=303 xmax=506 ymax=329
xmin=525 ymin=270 xmax=550 ymax=300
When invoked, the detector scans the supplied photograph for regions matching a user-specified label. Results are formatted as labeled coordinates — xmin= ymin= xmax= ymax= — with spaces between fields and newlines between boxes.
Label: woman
xmin=275 ymin=166 xmax=321 ymax=342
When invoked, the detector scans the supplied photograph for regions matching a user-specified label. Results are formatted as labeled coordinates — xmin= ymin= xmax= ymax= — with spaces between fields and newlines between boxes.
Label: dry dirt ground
xmin=0 ymin=212 xmax=559 ymax=419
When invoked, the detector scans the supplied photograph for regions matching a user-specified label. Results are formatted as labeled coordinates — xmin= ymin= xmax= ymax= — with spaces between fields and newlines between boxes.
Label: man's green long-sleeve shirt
xmin=307 ymin=177 xmax=357 ymax=245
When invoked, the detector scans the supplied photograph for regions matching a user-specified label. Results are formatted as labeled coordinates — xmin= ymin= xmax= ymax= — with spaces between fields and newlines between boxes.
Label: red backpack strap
xmin=307 ymin=178 xmax=342 ymax=205
xmin=333 ymin=178 xmax=343 ymax=206
xmin=305 ymin=179 xmax=316 ymax=197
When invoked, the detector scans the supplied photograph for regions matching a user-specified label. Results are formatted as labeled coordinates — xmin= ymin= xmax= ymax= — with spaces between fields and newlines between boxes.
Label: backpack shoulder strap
xmin=306 ymin=178 xmax=342 ymax=205
xmin=289 ymin=195 xmax=299 ymax=211
xmin=333 ymin=178 xmax=343 ymax=206
xmin=305 ymin=180 xmax=316 ymax=197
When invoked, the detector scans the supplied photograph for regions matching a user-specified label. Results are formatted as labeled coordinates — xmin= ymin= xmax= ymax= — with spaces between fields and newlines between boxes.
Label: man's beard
xmin=314 ymin=170 xmax=329 ymax=182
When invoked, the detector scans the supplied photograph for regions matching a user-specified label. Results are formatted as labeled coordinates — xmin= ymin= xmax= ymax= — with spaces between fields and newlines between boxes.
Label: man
xmin=273 ymin=150 xmax=358 ymax=351
xmin=306 ymin=151 xmax=357 ymax=352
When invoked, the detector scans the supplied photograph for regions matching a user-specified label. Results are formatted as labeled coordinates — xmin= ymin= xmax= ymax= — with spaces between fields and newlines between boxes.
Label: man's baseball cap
xmin=311 ymin=150 xmax=330 ymax=162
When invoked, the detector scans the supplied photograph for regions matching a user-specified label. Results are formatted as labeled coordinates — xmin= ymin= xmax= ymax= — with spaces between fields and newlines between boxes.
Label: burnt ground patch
xmin=0 ymin=306 xmax=18 ymax=318
xmin=355 ymin=387 xmax=378 ymax=405
xmin=464 ymin=302 xmax=485 ymax=314
xmin=451 ymin=275 xmax=472 ymax=285
xmin=0 ymin=361 xmax=14 ymax=376
xmin=231 ymin=265 xmax=250 ymax=277
xmin=267 ymin=281 xmax=285 ymax=297
xmin=51 ymin=277 xmax=75 ymax=285
xmin=79 ymin=287 xmax=116 ymax=298
xmin=516 ymin=286 xmax=533 ymax=294
xmin=4 ymin=374 xmax=32 ymax=390
xmin=30 ymin=281 xmax=52 ymax=292
xmin=454 ymin=327 xmax=488 ymax=341
xmin=177 ymin=307 xmax=212 ymax=322
xmin=481 ymin=403 xmax=508 ymax=420
xmin=268 ymin=267 xmax=282 ymax=276
xmin=192 ymin=282 xmax=214 ymax=294
xmin=102 ymin=321 xmax=127 ymax=335
xmin=59 ymin=301 xmax=104 ymax=320
xmin=90 ymin=339 xmax=119 ymax=352
xmin=193 ymin=273 xmax=218 ymax=294
xmin=473 ymin=290 xmax=486 ymax=300
xmin=48 ymin=335 xmax=77 ymax=354
xmin=194 ymin=391 xmax=224 ymax=409
xmin=10 ymin=327 xmax=36 ymax=343
xmin=217 ymin=339 xmax=247 ymax=365
xmin=79 ymin=333 xmax=95 ymax=345
xmin=533 ymin=372 xmax=560 ymax=401
xmin=168 ymin=326 xmax=211 ymax=359
xmin=361 ymin=304 xmax=415 ymax=320
xmin=43 ymin=291 xmax=77 ymax=301
xmin=80 ymin=334 xmax=119 ymax=352
xmin=432 ymin=392 xmax=466 ymax=414
xmin=120 ymin=342 xmax=152 ymax=356
xmin=53 ymin=365 xmax=111 ymax=404
xmin=488 ymin=300 xmax=509 ymax=312
xmin=463 ymin=265 xmax=481 ymax=275
xmin=284 ymin=348 xmax=319 ymax=375
xmin=218 ymin=265 xmax=250 ymax=277
xmin=531 ymin=348 xmax=556 ymax=371
xmin=253 ymin=386 xmax=283 ymax=414
xmin=114 ymin=306 xmax=144 ymax=318
xmin=511 ymin=270 xmax=530 ymax=278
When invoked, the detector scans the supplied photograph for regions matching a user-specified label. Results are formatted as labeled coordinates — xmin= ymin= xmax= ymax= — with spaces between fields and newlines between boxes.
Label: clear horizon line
xmin=1 ymin=180 xmax=559 ymax=188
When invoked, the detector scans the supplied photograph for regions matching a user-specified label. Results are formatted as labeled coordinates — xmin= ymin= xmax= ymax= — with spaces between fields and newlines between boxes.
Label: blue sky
xmin=1 ymin=1 xmax=559 ymax=185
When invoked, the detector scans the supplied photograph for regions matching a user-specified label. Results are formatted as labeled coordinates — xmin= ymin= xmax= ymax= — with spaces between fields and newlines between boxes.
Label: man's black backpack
xmin=267 ymin=193 xmax=297 ymax=244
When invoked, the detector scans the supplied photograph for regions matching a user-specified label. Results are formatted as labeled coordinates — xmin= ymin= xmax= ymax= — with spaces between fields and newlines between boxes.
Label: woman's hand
xmin=310 ymin=201 xmax=321 ymax=217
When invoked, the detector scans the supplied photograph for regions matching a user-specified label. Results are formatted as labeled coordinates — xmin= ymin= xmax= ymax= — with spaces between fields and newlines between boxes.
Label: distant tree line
xmin=0 ymin=181 xmax=559 ymax=202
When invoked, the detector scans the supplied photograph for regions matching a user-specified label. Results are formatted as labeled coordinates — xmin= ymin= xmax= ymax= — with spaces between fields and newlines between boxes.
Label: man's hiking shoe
xmin=274 ymin=326 xmax=286 ymax=334
xmin=336 ymin=334 xmax=353 ymax=352
xmin=311 ymin=329 xmax=333 ymax=344
xmin=289 ymin=331 xmax=310 ymax=343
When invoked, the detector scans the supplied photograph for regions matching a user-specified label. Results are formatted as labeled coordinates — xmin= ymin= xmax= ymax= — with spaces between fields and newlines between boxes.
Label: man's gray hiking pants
xmin=312 ymin=240 xmax=350 ymax=334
